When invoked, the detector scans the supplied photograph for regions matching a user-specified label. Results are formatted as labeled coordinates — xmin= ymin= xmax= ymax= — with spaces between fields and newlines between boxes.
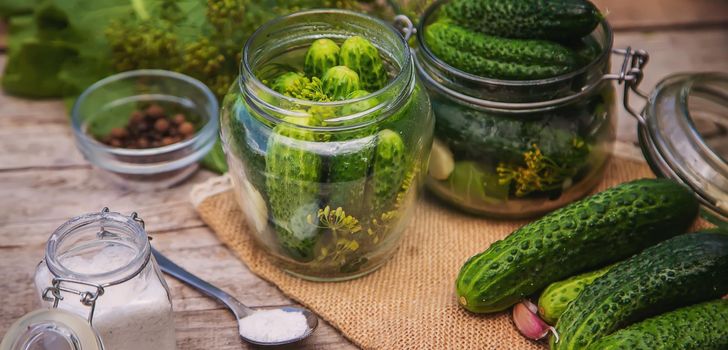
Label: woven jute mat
xmin=190 ymin=157 xmax=667 ymax=349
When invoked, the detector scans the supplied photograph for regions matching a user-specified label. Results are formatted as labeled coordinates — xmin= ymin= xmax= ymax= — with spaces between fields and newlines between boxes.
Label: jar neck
xmin=45 ymin=210 xmax=151 ymax=286
xmin=239 ymin=9 xmax=415 ymax=130
xmin=415 ymin=0 xmax=613 ymax=108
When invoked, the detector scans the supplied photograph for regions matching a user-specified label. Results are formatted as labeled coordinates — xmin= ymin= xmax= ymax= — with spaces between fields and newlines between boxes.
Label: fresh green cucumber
xmin=587 ymin=299 xmax=728 ymax=350
xmin=368 ymin=129 xmax=407 ymax=217
xmin=442 ymin=0 xmax=602 ymax=41
xmin=326 ymin=134 xmax=376 ymax=218
xmin=538 ymin=264 xmax=614 ymax=325
xmin=339 ymin=36 xmax=389 ymax=92
xmin=455 ymin=179 xmax=699 ymax=314
xmin=424 ymin=21 xmax=578 ymax=79
xmin=265 ymin=116 xmax=322 ymax=261
xmin=322 ymin=66 xmax=361 ymax=100
xmin=433 ymin=99 xmax=590 ymax=168
xmin=554 ymin=232 xmax=728 ymax=350
xmin=304 ymin=38 xmax=340 ymax=78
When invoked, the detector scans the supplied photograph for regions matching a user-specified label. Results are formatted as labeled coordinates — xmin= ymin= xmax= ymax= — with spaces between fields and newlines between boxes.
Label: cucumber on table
xmin=586 ymin=299 xmax=728 ymax=350
xmin=455 ymin=179 xmax=699 ymax=314
xmin=554 ymin=232 xmax=728 ymax=350
xmin=424 ymin=21 xmax=577 ymax=80
xmin=538 ymin=264 xmax=614 ymax=325
xmin=442 ymin=0 xmax=602 ymax=41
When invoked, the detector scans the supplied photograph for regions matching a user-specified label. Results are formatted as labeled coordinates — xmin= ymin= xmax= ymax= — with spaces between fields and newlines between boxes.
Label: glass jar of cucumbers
xmin=221 ymin=10 xmax=433 ymax=281
xmin=414 ymin=0 xmax=646 ymax=218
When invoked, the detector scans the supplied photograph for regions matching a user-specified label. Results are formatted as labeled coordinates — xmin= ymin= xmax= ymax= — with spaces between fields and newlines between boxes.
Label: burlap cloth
xmin=189 ymin=157 xmax=675 ymax=349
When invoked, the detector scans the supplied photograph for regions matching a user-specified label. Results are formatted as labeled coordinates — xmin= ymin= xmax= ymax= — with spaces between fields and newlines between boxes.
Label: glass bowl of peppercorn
xmin=71 ymin=70 xmax=219 ymax=190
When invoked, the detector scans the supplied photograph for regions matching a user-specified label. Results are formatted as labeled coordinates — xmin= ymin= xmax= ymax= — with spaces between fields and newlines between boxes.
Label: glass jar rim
xmin=239 ymin=9 xmax=415 ymax=127
xmin=71 ymin=69 xmax=219 ymax=157
xmin=45 ymin=210 xmax=151 ymax=287
xmin=640 ymin=72 xmax=728 ymax=222
xmin=416 ymin=0 xmax=614 ymax=88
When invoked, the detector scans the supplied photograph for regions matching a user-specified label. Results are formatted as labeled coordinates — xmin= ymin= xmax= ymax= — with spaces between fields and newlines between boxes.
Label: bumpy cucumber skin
xmin=538 ymin=264 xmax=613 ymax=325
xmin=304 ymin=38 xmax=340 ymax=78
xmin=265 ymin=118 xmax=322 ymax=261
xmin=326 ymin=136 xmax=376 ymax=218
xmin=443 ymin=0 xmax=602 ymax=41
xmin=433 ymin=100 xmax=590 ymax=169
xmin=455 ymin=179 xmax=698 ymax=314
xmin=424 ymin=22 xmax=577 ymax=79
xmin=370 ymin=129 xmax=407 ymax=216
xmin=322 ymin=66 xmax=361 ymax=100
xmin=587 ymin=299 xmax=728 ymax=350
xmin=327 ymin=90 xmax=380 ymax=216
xmin=554 ymin=233 xmax=728 ymax=350
xmin=339 ymin=36 xmax=389 ymax=92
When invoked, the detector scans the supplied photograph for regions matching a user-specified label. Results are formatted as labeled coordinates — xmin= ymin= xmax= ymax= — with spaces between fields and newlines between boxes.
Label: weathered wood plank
xmin=0 ymin=168 xmax=211 ymax=242
xmin=595 ymin=0 xmax=728 ymax=31
xmin=0 ymin=123 xmax=88 ymax=169
xmin=0 ymin=228 xmax=355 ymax=349
xmin=1 ymin=12 xmax=727 ymax=350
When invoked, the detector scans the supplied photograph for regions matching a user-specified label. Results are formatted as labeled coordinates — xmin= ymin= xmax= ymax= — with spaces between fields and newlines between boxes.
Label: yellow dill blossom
xmin=497 ymin=144 xmax=574 ymax=197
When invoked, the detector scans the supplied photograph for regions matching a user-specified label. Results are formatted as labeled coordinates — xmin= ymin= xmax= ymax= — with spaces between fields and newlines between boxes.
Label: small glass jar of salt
xmin=32 ymin=208 xmax=176 ymax=350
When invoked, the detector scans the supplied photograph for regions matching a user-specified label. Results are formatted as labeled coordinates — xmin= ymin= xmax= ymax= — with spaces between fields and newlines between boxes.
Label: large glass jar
xmin=34 ymin=209 xmax=176 ymax=350
xmin=220 ymin=10 xmax=434 ymax=281
xmin=414 ymin=0 xmax=627 ymax=218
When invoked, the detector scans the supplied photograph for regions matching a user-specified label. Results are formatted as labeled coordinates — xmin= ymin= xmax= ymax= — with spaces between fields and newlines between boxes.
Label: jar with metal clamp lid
xmin=26 ymin=208 xmax=176 ymax=350
xmin=628 ymin=72 xmax=728 ymax=224
xmin=410 ymin=0 xmax=649 ymax=218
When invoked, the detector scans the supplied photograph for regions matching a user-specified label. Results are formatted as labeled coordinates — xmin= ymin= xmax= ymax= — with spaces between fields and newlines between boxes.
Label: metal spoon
xmin=152 ymin=248 xmax=318 ymax=346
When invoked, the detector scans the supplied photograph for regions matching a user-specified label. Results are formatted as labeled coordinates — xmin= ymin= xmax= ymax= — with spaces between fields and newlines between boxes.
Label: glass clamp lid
xmin=0 ymin=309 xmax=103 ymax=350
xmin=630 ymin=72 xmax=728 ymax=223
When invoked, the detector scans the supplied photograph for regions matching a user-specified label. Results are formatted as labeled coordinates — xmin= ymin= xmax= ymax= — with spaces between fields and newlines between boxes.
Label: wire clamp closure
xmin=608 ymin=47 xmax=650 ymax=124
xmin=393 ymin=15 xmax=415 ymax=42
xmin=42 ymin=278 xmax=106 ymax=325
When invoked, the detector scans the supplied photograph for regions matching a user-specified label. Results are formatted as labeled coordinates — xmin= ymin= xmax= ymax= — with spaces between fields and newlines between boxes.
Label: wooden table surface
xmin=1 ymin=2 xmax=727 ymax=349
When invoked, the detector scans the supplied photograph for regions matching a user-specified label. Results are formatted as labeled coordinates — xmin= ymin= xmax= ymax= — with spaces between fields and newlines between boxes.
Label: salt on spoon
xmin=238 ymin=308 xmax=309 ymax=343
xmin=151 ymin=248 xmax=318 ymax=345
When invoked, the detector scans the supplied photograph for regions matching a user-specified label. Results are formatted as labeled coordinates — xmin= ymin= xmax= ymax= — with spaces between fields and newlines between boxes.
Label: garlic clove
xmin=512 ymin=300 xmax=559 ymax=342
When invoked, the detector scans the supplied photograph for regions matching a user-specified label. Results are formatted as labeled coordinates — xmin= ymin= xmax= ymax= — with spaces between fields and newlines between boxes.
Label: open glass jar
xmin=636 ymin=73 xmax=728 ymax=224
xmin=220 ymin=10 xmax=433 ymax=281
xmin=72 ymin=70 xmax=219 ymax=191
xmin=33 ymin=209 xmax=176 ymax=350
xmin=413 ymin=0 xmax=647 ymax=218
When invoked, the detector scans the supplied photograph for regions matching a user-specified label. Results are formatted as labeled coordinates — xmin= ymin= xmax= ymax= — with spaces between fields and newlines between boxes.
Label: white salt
xmin=238 ymin=309 xmax=309 ymax=343
xmin=36 ymin=244 xmax=176 ymax=350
